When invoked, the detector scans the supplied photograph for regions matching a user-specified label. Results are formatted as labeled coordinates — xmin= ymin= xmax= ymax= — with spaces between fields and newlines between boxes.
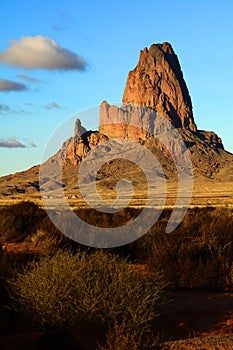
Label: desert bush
xmin=150 ymin=235 xmax=231 ymax=289
xmin=179 ymin=207 xmax=233 ymax=239
xmin=0 ymin=251 xmax=38 ymax=278
xmin=98 ymin=320 xmax=159 ymax=350
xmin=30 ymin=228 xmax=74 ymax=255
xmin=137 ymin=207 xmax=233 ymax=289
xmin=30 ymin=229 xmax=63 ymax=254
xmin=39 ymin=215 xmax=64 ymax=236
xmin=7 ymin=250 xmax=166 ymax=340
xmin=0 ymin=249 xmax=40 ymax=334
xmin=0 ymin=201 xmax=46 ymax=242
xmin=74 ymin=207 xmax=142 ymax=228
xmin=229 ymin=263 xmax=233 ymax=285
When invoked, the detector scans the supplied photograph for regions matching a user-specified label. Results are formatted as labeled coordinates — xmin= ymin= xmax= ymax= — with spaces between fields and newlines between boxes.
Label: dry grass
xmin=162 ymin=335 xmax=233 ymax=349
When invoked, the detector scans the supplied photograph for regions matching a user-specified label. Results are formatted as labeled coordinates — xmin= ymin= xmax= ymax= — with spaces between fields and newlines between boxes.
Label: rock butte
xmin=101 ymin=42 xmax=197 ymax=136
xmin=60 ymin=42 xmax=223 ymax=166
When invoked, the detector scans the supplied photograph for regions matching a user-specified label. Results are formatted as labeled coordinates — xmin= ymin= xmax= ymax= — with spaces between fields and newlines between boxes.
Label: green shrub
xmin=8 ymin=250 xmax=166 ymax=341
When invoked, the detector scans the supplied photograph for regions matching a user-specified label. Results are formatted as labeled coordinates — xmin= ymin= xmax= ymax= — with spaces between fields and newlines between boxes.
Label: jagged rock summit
xmin=122 ymin=42 xmax=197 ymax=131
xmin=99 ymin=42 xmax=198 ymax=140
xmin=99 ymin=42 xmax=223 ymax=150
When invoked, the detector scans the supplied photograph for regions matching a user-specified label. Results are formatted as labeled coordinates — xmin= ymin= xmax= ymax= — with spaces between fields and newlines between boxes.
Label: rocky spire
xmin=74 ymin=118 xmax=87 ymax=139
xmin=122 ymin=42 xmax=197 ymax=131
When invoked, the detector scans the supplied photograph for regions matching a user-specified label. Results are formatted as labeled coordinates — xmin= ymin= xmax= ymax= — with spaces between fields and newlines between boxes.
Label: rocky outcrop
xmin=99 ymin=101 xmax=175 ymax=140
xmin=99 ymin=42 xmax=224 ymax=151
xmin=58 ymin=121 xmax=108 ymax=166
xmin=52 ymin=42 xmax=224 ymax=169
xmin=74 ymin=119 xmax=87 ymax=139
xmin=122 ymin=42 xmax=197 ymax=131
xmin=197 ymin=130 xmax=223 ymax=149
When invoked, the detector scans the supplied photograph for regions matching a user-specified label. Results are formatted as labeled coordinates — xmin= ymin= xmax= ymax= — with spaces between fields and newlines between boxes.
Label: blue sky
xmin=0 ymin=0 xmax=233 ymax=176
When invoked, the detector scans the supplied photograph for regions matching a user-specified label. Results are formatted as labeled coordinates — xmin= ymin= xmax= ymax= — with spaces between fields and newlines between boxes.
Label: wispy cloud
xmin=16 ymin=74 xmax=42 ymax=84
xmin=0 ymin=104 xmax=25 ymax=115
xmin=43 ymin=101 xmax=61 ymax=110
xmin=22 ymin=138 xmax=37 ymax=148
xmin=0 ymin=78 xmax=27 ymax=92
xmin=0 ymin=137 xmax=36 ymax=148
xmin=0 ymin=104 xmax=10 ymax=113
xmin=52 ymin=25 xmax=63 ymax=32
xmin=0 ymin=35 xmax=88 ymax=71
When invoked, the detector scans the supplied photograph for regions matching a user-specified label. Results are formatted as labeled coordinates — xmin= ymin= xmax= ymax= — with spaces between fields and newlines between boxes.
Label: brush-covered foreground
xmin=0 ymin=201 xmax=232 ymax=349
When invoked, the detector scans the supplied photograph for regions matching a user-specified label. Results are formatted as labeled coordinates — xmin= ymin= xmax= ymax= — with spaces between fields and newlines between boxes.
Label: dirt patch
xmin=155 ymin=291 xmax=233 ymax=345
xmin=1 ymin=242 xmax=40 ymax=254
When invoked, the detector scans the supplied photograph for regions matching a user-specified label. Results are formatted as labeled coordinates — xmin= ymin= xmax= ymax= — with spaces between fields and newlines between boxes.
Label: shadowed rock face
xmin=121 ymin=42 xmax=197 ymax=131
xmin=99 ymin=101 xmax=175 ymax=139
xmin=59 ymin=129 xmax=108 ymax=165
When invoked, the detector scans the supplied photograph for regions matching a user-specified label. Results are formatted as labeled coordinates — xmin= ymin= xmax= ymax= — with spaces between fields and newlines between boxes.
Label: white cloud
xmin=0 ymin=35 xmax=87 ymax=71
xmin=0 ymin=78 xmax=27 ymax=92
xmin=0 ymin=137 xmax=36 ymax=148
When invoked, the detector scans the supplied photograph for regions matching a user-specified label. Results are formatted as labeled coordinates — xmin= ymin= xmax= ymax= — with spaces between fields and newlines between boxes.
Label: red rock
xmin=122 ymin=42 xmax=197 ymax=131
xmin=56 ymin=43 xmax=224 ymax=169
